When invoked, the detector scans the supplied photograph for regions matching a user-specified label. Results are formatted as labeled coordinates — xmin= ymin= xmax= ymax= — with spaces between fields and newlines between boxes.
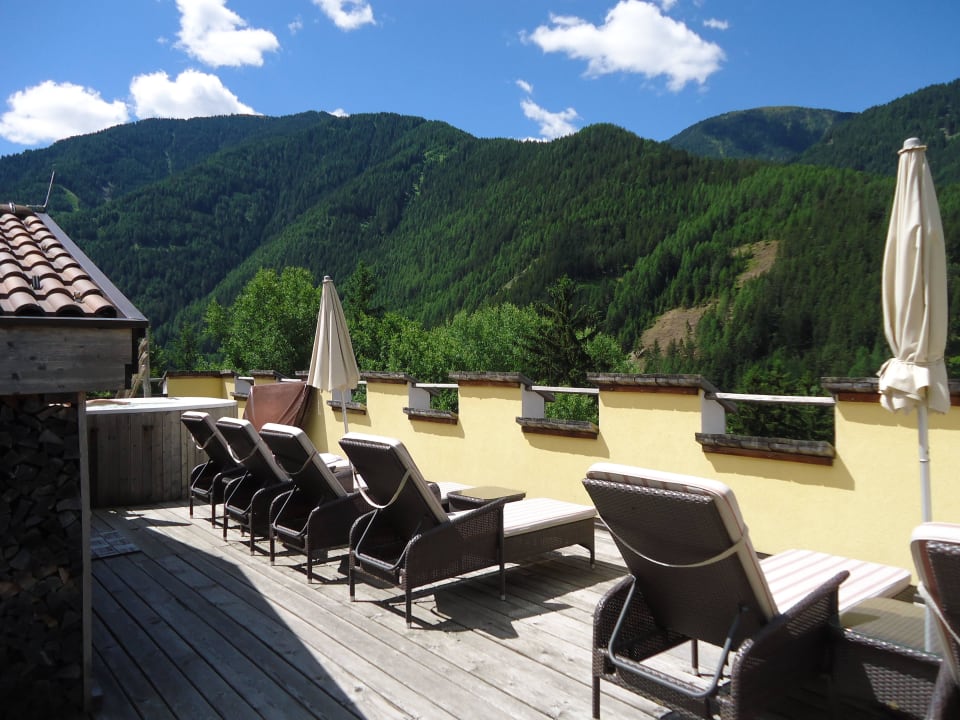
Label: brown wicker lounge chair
xmin=216 ymin=416 xmax=296 ymax=553
xmin=259 ymin=422 xmax=369 ymax=582
xmin=181 ymin=411 xmax=244 ymax=525
xmin=339 ymin=432 xmax=596 ymax=627
xmin=583 ymin=462 xmax=880 ymax=720
xmin=912 ymin=522 xmax=960 ymax=718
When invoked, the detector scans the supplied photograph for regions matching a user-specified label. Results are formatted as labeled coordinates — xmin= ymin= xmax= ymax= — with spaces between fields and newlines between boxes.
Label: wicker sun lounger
xmin=339 ymin=432 xmax=596 ymax=627
xmin=216 ymin=416 xmax=296 ymax=553
xmin=911 ymin=522 xmax=960 ymax=718
xmin=259 ymin=423 xmax=368 ymax=581
xmin=181 ymin=410 xmax=245 ymax=525
xmin=582 ymin=462 xmax=913 ymax=719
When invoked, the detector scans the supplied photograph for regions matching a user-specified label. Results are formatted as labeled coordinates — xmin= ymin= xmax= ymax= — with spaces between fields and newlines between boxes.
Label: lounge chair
xmin=259 ymin=422 xmax=369 ymax=581
xmin=216 ymin=416 xmax=296 ymax=553
xmin=339 ymin=432 xmax=596 ymax=626
xmin=181 ymin=411 xmax=245 ymax=524
xmin=912 ymin=522 xmax=960 ymax=718
xmin=582 ymin=462 xmax=912 ymax=719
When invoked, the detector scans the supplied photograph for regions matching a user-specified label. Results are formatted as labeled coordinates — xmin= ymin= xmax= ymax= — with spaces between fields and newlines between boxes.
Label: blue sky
xmin=1 ymin=0 xmax=958 ymax=159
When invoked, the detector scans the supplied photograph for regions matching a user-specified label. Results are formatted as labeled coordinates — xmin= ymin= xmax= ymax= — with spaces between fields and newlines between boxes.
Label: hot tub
xmin=86 ymin=396 xmax=237 ymax=507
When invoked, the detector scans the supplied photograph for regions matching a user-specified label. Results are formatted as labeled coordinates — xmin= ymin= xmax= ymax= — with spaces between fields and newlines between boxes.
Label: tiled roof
xmin=0 ymin=203 xmax=120 ymax=318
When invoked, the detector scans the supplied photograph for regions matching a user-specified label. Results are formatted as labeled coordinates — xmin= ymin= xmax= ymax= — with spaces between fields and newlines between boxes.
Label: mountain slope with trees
xmin=668 ymin=106 xmax=854 ymax=162
xmin=0 ymin=80 xmax=957 ymax=397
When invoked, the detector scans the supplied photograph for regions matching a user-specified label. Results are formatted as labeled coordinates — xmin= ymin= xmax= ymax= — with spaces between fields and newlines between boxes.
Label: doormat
xmin=91 ymin=529 xmax=140 ymax=560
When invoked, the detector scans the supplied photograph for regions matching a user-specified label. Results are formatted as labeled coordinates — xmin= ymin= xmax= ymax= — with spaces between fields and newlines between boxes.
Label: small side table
xmin=446 ymin=485 xmax=526 ymax=512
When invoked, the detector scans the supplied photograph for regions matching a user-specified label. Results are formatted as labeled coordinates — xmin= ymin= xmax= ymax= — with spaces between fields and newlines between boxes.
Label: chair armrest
xmin=726 ymin=570 xmax=848 ymax=717
xmin=404 ymin=498 xmax=507 ymax=582
xmin=593 ymin=575 xmax=684 ymax=669
xmin=250 ymin=482 xmax=294 ymax=531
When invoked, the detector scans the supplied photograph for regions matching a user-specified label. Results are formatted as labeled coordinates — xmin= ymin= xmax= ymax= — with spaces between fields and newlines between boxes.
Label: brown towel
xmin=243 ymin=382 xmax=311 ymax=432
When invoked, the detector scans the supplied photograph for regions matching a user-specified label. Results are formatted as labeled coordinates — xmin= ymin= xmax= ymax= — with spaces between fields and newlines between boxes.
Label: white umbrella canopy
xmin=877 ymin=137 xmax=949 ymax=524
xmin=308 ymin=276 xmax=360 ymax=433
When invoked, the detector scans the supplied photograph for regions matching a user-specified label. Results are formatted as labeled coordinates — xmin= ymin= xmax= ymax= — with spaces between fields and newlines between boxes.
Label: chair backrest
xmin=181 ymin=411 xmax=237 ymax=470
xmin=242 ymin=382 xmax=311 ymax=432
xmin=912 ymin=522 xmax=960 ymax=683
xmin=338 ymin=432 xmax=447 ymax=539
xmin=216 ymin=417 xmax=287 ymax=485
xmin=584 ymin=462 xmax=778 ymax=648
xmin=260 ymin=423 xmax=347 ymax=502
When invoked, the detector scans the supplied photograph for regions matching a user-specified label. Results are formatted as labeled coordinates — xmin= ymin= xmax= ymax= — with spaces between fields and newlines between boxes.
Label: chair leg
xmin=189 ymin=493 xmax=194 ymax=517
xmin=222 ymin=507 xmax=228 ymax=539
xmin=306 ymin=538 xmax=313 ymax=583
xmin=406 ymin=589 xmax=412 ymax=628
xmin=592 ymin=676 xmax=601 ymax=718
xmin=269 ymin=526 xmax=275 ymax=564
xmin=249 ymin=522 xmax=255 ymax=554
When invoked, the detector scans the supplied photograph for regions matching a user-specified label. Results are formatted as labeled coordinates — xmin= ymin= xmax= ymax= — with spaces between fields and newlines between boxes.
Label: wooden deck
xmin=91 ymin=501 xmax=678 ymax=719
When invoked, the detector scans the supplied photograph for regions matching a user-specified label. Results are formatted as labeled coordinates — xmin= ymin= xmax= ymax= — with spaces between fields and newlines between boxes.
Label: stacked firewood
xmin=0 ymin=394 xmax=84 ymax=716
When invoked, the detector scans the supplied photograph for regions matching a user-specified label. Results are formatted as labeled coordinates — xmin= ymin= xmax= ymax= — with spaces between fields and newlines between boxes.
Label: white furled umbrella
xmin=308 ymin=276 xmax=360 ymax=434
xmin=878 ymin=138 xmax=949 ymax=523
xmin=877 ymin=138 xmax=949 ymax=652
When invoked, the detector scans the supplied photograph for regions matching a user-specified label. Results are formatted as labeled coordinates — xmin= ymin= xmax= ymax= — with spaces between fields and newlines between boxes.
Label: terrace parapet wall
xmin=166 ymin=370 xmax=960 ymax=574
xmin=822 ymin=376 xmax=960 ymax=405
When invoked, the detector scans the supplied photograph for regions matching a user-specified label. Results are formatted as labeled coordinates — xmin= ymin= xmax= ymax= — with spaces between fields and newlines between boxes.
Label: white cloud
xmin=289 ymin=16 xmax=304 ymax=34
xmin=516 ymin=79 xmax=534 ymax=94
xmin=328 ymin=108 xmax=350 ymax=117
xmin=313 ymin=0 xmax=375 ymax=31
xmin=526 ymin=0 xmax=725 ymax=92
xmin=703 ymin=18 xmax=729 ymax=30
xmin=521 ymin=98 xmax=579 ymax=140
xmin=0 ymin=81 xmax=129 ymax=146
xmin=131 ymin=70 xmax=256 ymax=119
xmin=176 ymin=0 xmax=279 ymax=67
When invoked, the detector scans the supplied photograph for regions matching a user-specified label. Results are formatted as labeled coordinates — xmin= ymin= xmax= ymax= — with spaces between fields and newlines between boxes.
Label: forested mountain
xmin=667 ymin=107 xmax=854 ymax=162
xmin=0 ymin=80 xmax=958 ymax=392
xmin=668 ymin=79 xmax=960 ymax=188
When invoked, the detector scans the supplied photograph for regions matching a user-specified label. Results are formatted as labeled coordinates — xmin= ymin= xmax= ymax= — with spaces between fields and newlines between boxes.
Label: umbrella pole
xmin=918 ymin=403 xmax=931 ymax=524
xmin=917 ymin=402 xmax=937 ymax=652
xmin=340 ymin=396 xmax=349 ymax=435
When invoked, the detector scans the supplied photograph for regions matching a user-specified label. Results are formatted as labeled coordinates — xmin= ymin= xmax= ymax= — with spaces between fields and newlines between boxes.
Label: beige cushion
xmin=761 ymin=549 xmax=910 ymax=613
xmin=503 ymin=498 xmax=596 ymax=537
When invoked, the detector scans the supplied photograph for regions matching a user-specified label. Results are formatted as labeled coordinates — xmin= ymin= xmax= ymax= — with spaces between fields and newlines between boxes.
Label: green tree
xmin=205 ymin=267 xmax=321 ymax=374
xmin=531 ymin=276 xmax=601 ymax=386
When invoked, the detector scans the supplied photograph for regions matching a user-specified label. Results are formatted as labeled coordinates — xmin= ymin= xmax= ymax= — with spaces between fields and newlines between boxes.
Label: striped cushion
xmin=760 ymin=548 xmax=910 ymax=613
xmin=503 ymin=497 xmax=596 ymax=538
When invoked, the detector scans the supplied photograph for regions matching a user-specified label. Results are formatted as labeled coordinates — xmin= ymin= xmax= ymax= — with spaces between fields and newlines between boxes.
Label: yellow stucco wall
xmin=165 ymin=371 xmax=960 ymax=578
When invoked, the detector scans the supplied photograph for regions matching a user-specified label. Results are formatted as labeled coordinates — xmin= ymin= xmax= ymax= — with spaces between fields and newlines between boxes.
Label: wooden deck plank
xmin=90 ymin=502 xmax=673 ymax=720
xmin=145 ymin=504 xmax=556 ymax=720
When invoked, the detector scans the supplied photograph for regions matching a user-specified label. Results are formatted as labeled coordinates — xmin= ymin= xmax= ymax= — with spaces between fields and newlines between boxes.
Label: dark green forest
xmin=1 ymin=78 xmax=959 ymax=398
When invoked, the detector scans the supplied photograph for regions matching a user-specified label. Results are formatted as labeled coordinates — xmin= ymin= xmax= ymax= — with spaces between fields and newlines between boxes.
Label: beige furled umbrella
xmin=308 ymin=276 xmax=360 ymax=434
xmin=878 ymin=137 xmax=949 ymax=524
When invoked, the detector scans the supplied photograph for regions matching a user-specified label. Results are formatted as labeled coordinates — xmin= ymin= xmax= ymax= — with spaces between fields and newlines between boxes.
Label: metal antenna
xmin=28 ymin=170 xmax=55 ymax=212
xmin=41 ymin=170 xmax=55 ymax=210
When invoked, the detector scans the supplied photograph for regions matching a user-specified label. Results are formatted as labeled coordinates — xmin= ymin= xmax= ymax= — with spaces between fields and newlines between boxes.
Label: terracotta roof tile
xmin=0 ymin=205 xmax=120 ymax=318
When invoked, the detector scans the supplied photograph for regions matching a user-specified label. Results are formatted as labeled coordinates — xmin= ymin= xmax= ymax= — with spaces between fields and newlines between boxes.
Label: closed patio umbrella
xmin=877 ymin=137 xmax=948 ymax=652
xmin=308 ymin=276 xmax=360 ymax=434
